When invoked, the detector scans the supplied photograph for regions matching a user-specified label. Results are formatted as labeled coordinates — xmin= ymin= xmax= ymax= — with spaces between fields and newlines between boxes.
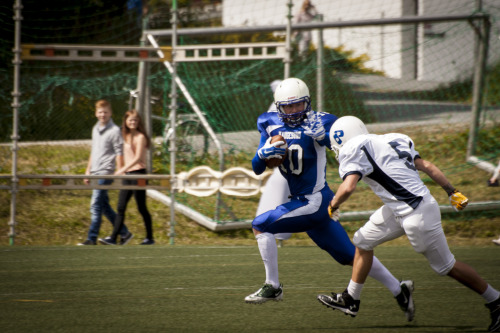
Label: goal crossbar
xmin=21 ymin=42 xmax=286 ymax=62
xmin=145 ymin=13 xmax=489 ymax=37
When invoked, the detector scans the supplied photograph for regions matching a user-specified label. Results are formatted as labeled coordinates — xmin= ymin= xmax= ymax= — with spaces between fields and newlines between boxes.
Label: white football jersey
xmin=338 ymin=133 xmax=430 ymax=216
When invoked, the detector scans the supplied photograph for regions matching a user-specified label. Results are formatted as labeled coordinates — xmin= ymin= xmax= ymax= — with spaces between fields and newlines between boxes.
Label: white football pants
xmin=353 ymin=194 xmax=456 ymax=276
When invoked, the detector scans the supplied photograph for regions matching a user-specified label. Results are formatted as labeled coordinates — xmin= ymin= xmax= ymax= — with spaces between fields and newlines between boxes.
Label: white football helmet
xmin=274 ymin=78 xmax=311 ymax=126
xmin=329 ymin=116 xmax=369 ymax=158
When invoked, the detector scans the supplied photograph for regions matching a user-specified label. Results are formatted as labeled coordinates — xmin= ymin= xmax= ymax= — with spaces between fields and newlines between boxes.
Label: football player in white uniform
xmin=317 ymin=116 xmax=500 ymax=332
xmin=246 ymin=78 xmax=415 ymax=322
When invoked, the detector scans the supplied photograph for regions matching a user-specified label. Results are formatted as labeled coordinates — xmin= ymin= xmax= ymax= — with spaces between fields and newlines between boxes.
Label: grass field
xmin=0 ymin=244 xmax=499 ymax=332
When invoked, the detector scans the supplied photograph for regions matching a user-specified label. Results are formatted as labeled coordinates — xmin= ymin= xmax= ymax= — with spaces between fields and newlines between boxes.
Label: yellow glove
xmin=449 ymin=190 xmax=468 ymax=211
xmin=328 ymin=204 xmax=340 ymax=221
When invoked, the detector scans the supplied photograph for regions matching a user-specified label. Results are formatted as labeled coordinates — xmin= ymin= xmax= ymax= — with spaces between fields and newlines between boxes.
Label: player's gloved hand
xmin=257 ymin=137 xmax=287 ymax=160
xmin=328 ymin=204 xmax=340 ymax=221
xmin=302 ymin=111 xmax=325 ymax=141
xmin=449 ymin=189 xmax=468 ymax=211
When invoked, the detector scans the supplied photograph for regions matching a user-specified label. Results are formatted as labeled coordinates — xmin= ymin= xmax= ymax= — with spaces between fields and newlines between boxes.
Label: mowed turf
xmin=0 ymin=245 xmax=499 ymax=332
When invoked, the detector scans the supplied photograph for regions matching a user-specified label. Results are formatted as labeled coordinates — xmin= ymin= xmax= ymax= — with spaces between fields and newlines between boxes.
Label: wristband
xmin=329 ymin=204 xmax=339 ymax=211
xmin=447 ymin=188 xmax=457 ymax=196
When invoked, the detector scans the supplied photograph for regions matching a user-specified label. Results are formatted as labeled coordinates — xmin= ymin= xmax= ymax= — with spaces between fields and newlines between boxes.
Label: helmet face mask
xmin=274 ymin=78 xmax=312 ymax=126
xmin=329 ymin=116 xmax=369 ymax=159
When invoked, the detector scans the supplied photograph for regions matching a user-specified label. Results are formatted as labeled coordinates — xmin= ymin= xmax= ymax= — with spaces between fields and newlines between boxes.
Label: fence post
xmin=316 ymin=14 xmax=324 ymax=113
xmin=9 ymin=0 xmax=23 ymax=245
xmin=467 ymin=16 xmax=490 ymax=159
xmin=169 ymin=0 xmax=178 ymax=245
xmin=284 ymin=0 xmax=293 ymax=79
xmin=136 ymin=16 xmax=152 ymax=172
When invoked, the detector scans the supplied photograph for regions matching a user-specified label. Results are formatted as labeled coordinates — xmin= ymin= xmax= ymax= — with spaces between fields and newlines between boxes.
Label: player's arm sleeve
xmin=338 ymin=144 xmax=372 ymax=180
xmin=252 ymin=134 xmax=268 ymax=175
xmin=342 ymin=170 xmax=363 ymax=181
xmin=323 ymin=114 xmax=339 ymax=149
xmin=405 ymin=135 xmax=420 ymax=161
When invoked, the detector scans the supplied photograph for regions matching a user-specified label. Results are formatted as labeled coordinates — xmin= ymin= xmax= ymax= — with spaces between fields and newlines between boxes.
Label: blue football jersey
xmin=253 ymin=109 xmax=338 ymax=197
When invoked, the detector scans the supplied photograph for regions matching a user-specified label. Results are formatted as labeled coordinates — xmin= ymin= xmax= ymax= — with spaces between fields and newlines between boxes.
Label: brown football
xmin=265 ymin=134 xmax=288 ymax=168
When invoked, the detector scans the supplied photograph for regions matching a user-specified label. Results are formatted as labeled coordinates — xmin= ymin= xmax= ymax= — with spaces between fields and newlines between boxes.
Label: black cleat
xmin=317 ymin=289 xmax=360 ymax=317
xmin=487 ymin=297 xmax=500 ymax=332
xmin=395 ymin=280 xmax=415 ymax=322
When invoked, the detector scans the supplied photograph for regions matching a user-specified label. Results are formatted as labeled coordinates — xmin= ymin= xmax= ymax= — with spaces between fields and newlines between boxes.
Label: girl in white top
xmin=99 ymin=109 xmax=154 ymax=245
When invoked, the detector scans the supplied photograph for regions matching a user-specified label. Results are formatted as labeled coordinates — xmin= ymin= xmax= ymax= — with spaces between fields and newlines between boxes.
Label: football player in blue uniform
xmin=317 ymin=116 xmax=500 ymax=332
xmin=245 ymin=78 xmax=415 ymax=322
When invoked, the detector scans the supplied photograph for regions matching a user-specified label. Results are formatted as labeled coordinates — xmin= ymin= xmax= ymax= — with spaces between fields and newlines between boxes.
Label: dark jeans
xmin=88 ymin=178 xmax=129 ymax=242
xmin=111 ymin=169 xmax=153 ymax=240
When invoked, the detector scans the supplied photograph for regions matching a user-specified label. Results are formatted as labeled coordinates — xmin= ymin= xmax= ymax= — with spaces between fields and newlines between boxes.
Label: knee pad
xmin=352 ymin=230 xmax=375 ymax=251
xmin=429 ymin=257 xmax=455 ymax=276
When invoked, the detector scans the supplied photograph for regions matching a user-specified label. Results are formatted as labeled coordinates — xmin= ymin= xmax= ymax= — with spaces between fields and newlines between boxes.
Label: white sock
xmin=347 ymin=279 xmax=363 ymax=300
xmin=481 ymin=284 xmax=500 ymax=303
xmin=256 ymin=232 xmax=279 ymax=288
xmin=368 ymin=256 xmax=402 ymax=296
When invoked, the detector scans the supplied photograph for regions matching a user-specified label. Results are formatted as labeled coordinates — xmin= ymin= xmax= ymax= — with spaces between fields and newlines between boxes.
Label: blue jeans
xmin=87 ymin=178 xmax=129 ymax=241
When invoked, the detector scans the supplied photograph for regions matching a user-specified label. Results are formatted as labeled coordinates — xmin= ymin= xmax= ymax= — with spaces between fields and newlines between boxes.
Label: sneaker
xmin=395 ymin=280 xmax=415 ymax=322
xmin=493 ymin=238 xmax=500 ymax=246
xmin=77 ymin=239 xmax=96 ymax=246
xmin=317 ymin=289 xmax=360 ymax=317
xmin=245 ymin=283 xmax=283 ymax=304
xmin=120 ymin=232 xmax=134 ymax=245
xmin=486 ymin=297 xmax=500 ymax=332
xmin=140 ymin=238 xmax=155 ymax=245
xmin=98 ymin=237 xmax=117 ymax=245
